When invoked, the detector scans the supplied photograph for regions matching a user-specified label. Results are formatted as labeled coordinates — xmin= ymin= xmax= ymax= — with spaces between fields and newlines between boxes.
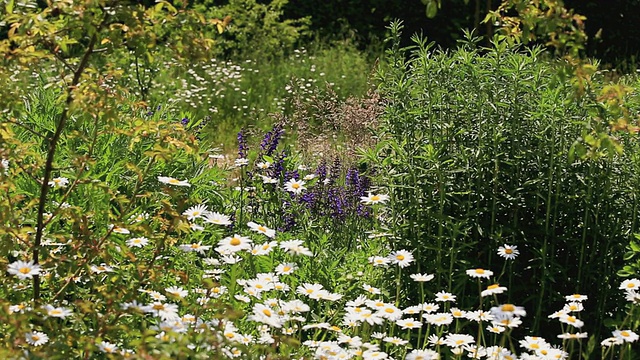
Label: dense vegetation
xmin=1 ymin=1 xmax=639 ymax=359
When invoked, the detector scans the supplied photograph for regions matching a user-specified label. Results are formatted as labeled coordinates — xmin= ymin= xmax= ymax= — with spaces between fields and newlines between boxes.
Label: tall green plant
xmin=373 ymin=22 xmax=640 ymax=345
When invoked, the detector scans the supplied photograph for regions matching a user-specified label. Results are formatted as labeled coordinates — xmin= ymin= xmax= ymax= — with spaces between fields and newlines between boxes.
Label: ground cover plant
xmin=1 ymin=1 xmax=640 ymax=360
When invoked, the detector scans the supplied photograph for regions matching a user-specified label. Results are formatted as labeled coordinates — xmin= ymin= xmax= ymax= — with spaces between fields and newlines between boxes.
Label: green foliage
xmin=374 ymin=22 xmax=640 ymax=344
xmin=196 ymin=0 xmax=311 ymax=60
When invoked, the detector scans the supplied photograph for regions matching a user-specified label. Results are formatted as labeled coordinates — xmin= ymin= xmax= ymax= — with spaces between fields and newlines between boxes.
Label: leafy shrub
xmin=196 ymin=0 xmax=311 ymax=60
xmin=372 ymin=22 xmax=640 ymax=343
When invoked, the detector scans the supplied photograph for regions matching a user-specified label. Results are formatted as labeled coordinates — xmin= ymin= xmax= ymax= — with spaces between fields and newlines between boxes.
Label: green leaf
xmin=630 ymin=240 xmax=640 ymax=252
xmin=7 ymin=0 xmax=14 ymax=14
xmin=425 ymin=0 xmax=439 ymax=18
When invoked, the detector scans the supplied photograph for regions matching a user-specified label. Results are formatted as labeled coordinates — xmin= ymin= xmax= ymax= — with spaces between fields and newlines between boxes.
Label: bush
xmin=372 ymin=23 xmax=640 ymax=343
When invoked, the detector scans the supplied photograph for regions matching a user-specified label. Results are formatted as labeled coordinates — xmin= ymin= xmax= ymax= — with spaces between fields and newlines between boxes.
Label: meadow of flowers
xmin=1 ymin=6 xmax=640 ymax=359
xmin=2 ymin=104 xmax=639 ymax=359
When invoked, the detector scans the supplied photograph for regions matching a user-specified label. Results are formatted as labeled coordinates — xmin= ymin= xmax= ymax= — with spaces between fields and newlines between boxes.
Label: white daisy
xmin=158 ymin=176 xmax=191 ymax=187
xmin=284 ymin=178 xmax=307 ymax=194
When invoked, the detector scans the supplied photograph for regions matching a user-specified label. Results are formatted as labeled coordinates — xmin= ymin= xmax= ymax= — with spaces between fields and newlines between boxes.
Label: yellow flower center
xmin=230 ymin=237 xmax=241 ymax=246
xmin=396 ymin=255 xmax=405 ymax=261
xmin=531 ymin=343 xmax=539 ymax=349
xmin=262 ymin=309 xmax=272 ymax=317
xmin=384 ymin=308 xmax=395 ymax=313
xmin=258 ymin=226 xmax=267 ymax=232
xmin=190 ymin=244 xmax=200 ymax=249
xmin=627 ymin=283 xmax=635 ymax=288
xmin=292 ymin=183 xmax=300 ymax=189
xmin=50 ymin=309 xmax=62 ymax=315
xmin=621 ymin=331 xmax=630 ymax=337
xmin=501 ymin=304 xmax=515 ymax=312
xmin=505 ymin=248 xmax=513 ymax=254
xmin=169 ymin=179 xmax=180 ymax=184
xmin=32 ymin=335 xmax=40 ymax=341
xmin=153 ymin=304 xmax=165 ymax=311
xmin=19 ymin=267 xmax=31 ymax=274
xmin=488 ymin=284 xmax=500 ymax=289
xmin=283 ymin=266 xmax=291 ymax=272
xmin=475 ymin=269 xmax=485 ymax=274
xmin=371 ymin=195 xmax=380 ymax=201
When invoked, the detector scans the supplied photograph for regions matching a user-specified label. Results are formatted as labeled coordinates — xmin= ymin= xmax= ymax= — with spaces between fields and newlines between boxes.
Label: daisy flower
xmin=481 ymin=283 xmax=507 ymax=297
xmin=444 ymin=333 xmax=475 ymax=348
xmin=613 ymin=329 xmax=639 ymax=343
xmin=90 ymin=263 xmax=114 ymax=273
xmin=284 ymin=178 xmax=306 ymax=194
xmin=487 ymin=324 xmax=506 ymax=334
xmin=165 ymin=286 xmax=188 ymax=298
xmin=396 ymin=318 xmax=422 ymax=329
xmin=296 ymin=283 xmax=324 ymax=298
xmin=497 ymin=244 xmax=519 ymax=260
xmin=558 ymin=332 xmax=588 ymax=340
xmin=179 ymin=243 xmax=211 ymax=254
xmin=558 ymin=314 xmax=584 ymax=328
xmin=490 ymin=304 xmax=526 ymax=318
xmin=259 ymin=175 xmax=278 ymax=184
xmin=7 ymin=260 xmax=42 ymax=280
xmin=565 ymin=294 xmax=588 ymax=302
xmin=127 ymin=237 xmax=149 ymax=248
xmin=235 ymin=158 xmax=249 ymax=167
xmin=369 ymin=256 xmax=390 ymax=267
xmin=383 ymin=336 xmax=408 ymax=346
xmin=109 ymin=224 xmax=130 ymax=234
xmin=424 ymin=312 xmax=454 ymax=326
xmin=275 ymin=263 xmax=297 ymax=275
xmin=620 ymin=278 xmax=640 ymax=291
xmin=406 ymin=349 xmax=439 ymax=360
xmin=48 ymin=177 xmax=69 ymax=188
xmin=280 ymin=239 xmax=313 ymax=256
xmin=182 ymin=204 xmax=208 ymax=220
xmin=360 ymin=192 xmax=390 ymax=205
xmin=143 ymin=302 xmax=180 ymax=321
xmin=204 ymin=212 xmax=232 ymax=226
xmin=256 ymin=161 xmax=271 ymax=169
xmin=248 ymin=221 xmax=275 ymax=238
xmin=43 ymin=304 xmax=73 ymax=318
xmin=466 ymin=268 xmax=493 ymax=279
xmin=410 ymin=273 xmax=435 ymax=282
xmin=563 ymin=302 xmax=584 ymax=313
xmin=388 ymin=250 xmax=414 ymax=268
xmin=601 ymin=337 xmax=623 ymax=347
xmin=363 ymin=284 xmax=381 ymax=295
xmin=98 ymin=341 xmax=118 ymax=353
xmin=435 ymin=291 xmax=456 ymax=302
xmin=25 ymin=331 xmax=49 ymax=346
xmin=217 ymin=234 xmax=252 ymax=253
xmin=158 ymin=176 xmax=191 ymax=187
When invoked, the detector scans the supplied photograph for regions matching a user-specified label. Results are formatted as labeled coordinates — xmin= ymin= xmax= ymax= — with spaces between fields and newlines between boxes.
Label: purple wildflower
xmin=237 ymin=129 xmax=248 ymax=159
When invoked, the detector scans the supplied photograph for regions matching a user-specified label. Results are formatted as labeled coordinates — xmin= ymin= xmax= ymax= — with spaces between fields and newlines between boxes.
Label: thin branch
xmin=32 ymin=31 xmax=100 ymax=302
xmin=2 ymin=118 xmax=50 ymax=140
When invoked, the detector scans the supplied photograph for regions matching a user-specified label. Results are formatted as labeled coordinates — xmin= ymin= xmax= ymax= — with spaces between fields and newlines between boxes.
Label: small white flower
xmin=48 ymin=177 xmax=69 ymax=188
xmin=284 ymin=178 xmax=307 ymax=194
xmin=25 ymin=331 xmax=49 ymax=346
xmin=7 ymin=260 xmax=42 ymax=280
xmin=127 ymin=237 xmax=149 ymax=248
xmin=360 ymin=192 xmax=390 ymax=205
xmin=158 ymin=176 xmax=191 ymax=187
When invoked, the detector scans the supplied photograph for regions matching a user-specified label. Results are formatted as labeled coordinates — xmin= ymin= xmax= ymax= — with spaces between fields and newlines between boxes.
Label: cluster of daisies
xmin=5 ymin=172 xmax=640 ymax=359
